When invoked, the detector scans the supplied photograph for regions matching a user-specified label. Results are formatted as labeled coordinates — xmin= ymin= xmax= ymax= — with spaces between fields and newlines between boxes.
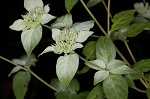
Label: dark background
xmin=0 ymin=0 xmax=150 ymax=99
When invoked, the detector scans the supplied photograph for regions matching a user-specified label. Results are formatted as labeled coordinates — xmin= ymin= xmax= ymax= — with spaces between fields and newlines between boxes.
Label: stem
xmin=28 ymin=69 xmax=58 ymax=91
xmin=0 ymin=55 xmax=58 ymax=92
xmin=142 ymin=0 xmax=147 ymax=5
xmin=80 ymin=0 xmax=107 ymax=36
xmin=135 ymin=88 xmax=146 ymax=93
xmin=140 ymin=79 xmax=149 ymax=89
xmin=124 ymin=41 xmax=136 ymax=63
xmin=102 ymin=0 xmax=112 ymax=18
xmin=107 ymin=0 xmax=111 ymax=36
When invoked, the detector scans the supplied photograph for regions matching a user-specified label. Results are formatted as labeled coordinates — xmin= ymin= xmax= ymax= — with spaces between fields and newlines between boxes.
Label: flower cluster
xmin=40 ymin=14 xmax=94 ymax=55
xmin=9 ymin=0 xmax=55 ymax=31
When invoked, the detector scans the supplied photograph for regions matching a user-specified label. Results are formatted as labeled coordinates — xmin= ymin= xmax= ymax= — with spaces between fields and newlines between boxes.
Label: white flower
xmin=40 ymin=14 xmax=94 ymax=55
xmin=134 ymin=2 xmax=150 ymax=18
xmin=9 ymin=0 xmax=56 ymax=31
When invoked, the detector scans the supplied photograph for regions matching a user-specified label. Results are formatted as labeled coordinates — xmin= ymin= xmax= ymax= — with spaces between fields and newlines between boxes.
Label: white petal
xmin=51 ymin=14 xmax=73 ymax=28
xmin=9 ymin=19 xmax=25 ymax=31
xmin=52 ymin=28 xmax=61 ymax=40
xmin=40 ymin=14 xmax=56 ymax=24
xmin=44 ymin=5 xmax=50 ymax=13
xmin=73 ymin=20 xmax=94 ymax=32
xmin=73 ymin=43 xmax=83 ymax=50
xmin=39 ymin=46 xmax=55 ymax=56
xmin=76 ymin=31 xmax=94 ymax=43
xmin=24 ymin=0 xmax=43 ymax=11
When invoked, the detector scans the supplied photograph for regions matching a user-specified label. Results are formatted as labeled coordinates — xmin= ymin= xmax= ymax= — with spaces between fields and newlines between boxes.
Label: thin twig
xmin=124 ymin=41 xmax=136 ymax=63
xmin=80 ymin=0 xmax=107 ymax=36
xmin=0 ymin=55 xmax=58 ymax=92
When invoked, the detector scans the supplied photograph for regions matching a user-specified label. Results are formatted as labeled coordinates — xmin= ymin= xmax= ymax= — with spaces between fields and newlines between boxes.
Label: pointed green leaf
xmin=83 ymin=41 xmax=96 ymax=60
xmin=77 ymin=66 xmax=90 ymax=74
xmin=107 ymin=60 xmax=126 ymax=70
xmin=55 ymin=91 xmax=77 ymax=99
xmin=127 ymin=23 xmax=150 ymax=37
xmin=146 ymin=88 xmax=150 ymax=99
xmin=94 ymin=70 xmax=109 ymax=85
xmin=85 ymin=59 xmax=106 ymax=70
xmin=77 ymin=91 xmax=89 ymax=99
xmin=65 ymin=0 xmax=78 ymax=13
xmin=111 ymin=10 xmax=135 ymax=32
xmin=56 ymin=53 xmax=79 ymax=88
xmin=8 ymin=66 xmax=23 ymax=77
xmin=13 ymin=71 xmax=31 ymax=99
xmin=21 ymin=25 xmax=42 ymax=56
xmin=125 ymin=75 xmax=136 ymax=89
xmin=96 ymin=36 xmax=116 ymax=64
xmin=87 ymin=83 xmax=105 ymax=99
xmin=51 ymin=78 xmax=79 ymax=93
xmin=133 ymin=59 xmax=150 ymax=72
xmin=110 ymin=65 xmax=135 ymax=74
xmin=87 ymin=0 xmax=102 ymax=8
xmin=103 ymin=74 xmax=128 ymax=99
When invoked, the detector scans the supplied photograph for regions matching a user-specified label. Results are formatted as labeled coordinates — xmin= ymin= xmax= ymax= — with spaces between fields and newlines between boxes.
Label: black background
xmin=0 ymin=0 xmax=150 ymax=99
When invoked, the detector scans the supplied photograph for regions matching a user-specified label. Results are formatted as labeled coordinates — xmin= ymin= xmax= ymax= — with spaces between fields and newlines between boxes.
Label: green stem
xmin=28 ymin=68 xmax=58 ymax=91
xmin=102 ymin=0 xmax=112 ymax=18
xmin=0 ymin=55 xmax=58 ymax=92
xmin=80 ymin=0 xmax=107 ymax=36
xmin=140 ymin=79 xmax=149 ymax=89
xmin=142 ymin=0 xmax=147 ymax=5
xmin=135 ymin=88 xmax=146 ymax=93
xmin=124 ymin=41 xmax=136 ymax=63
xmin=107 ymin=0 xmax=111 ymax=36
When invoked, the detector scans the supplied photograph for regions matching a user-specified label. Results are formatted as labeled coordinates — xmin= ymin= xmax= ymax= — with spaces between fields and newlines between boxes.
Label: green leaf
xmin=94 ymin=70 xmax=109 ymax=85
xmin=85 ymin=59 xmax=106 ymax=70
xmin=77 ymin=91 xmax=89 ymax=99
xmin=110 ymin=65 xmax=135 ymax=74
xmin=8 ymin=66 xmax=23 ymax=77
xmin=77 ymin=66 xmax=90 ymax=74
xmin=107 ymin=60 xmax=126 ymax=70
xmin=125 ymin=75 xmax=136 ymax=89
xmin=111 ymin=10 xmax=135 ymax=32
xmin=87 ymin=83 xmax=105 ymax=99
xmin=56 ymin=53 xmax=79 ymax=88
xmin=87 ymin=0 xmax=102 ymax=8
xmin=67 ymin=78 xmax=80 ymax=93
xmin=110 ymin=26 xmax=128 ymax=41
xmin=103 ymin=74 xmax=128 ymax=99
xmin=65 ymin=0 xmax=78 ymax=13
xmin=127 ymin=23 xmax=150 ymax=37
xmin=146 ymin=88 xmax=150 ymax=99
xmin=96 ymin=36 xmax=116 ymax=64
xmin=13 ymin=71 xmax=31 ymax=99
xmin=51 ymin=78 xmax=80 ymax=93
xmin=21 ymin=25 xmax=42 ymax=56
xmin=133 ymin=59 xmax=150 ymax=72
xmin=55 ymin=91 xmax=77 ymax=99
xmin=83 ymin=41 xmax=96 ymax=60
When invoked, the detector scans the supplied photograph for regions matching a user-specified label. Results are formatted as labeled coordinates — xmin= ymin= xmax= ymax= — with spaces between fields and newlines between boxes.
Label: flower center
xmin=22 ymin=7 xmax=45 ymax=30
xmin=54 ymin=28 xmax=78 ymax=54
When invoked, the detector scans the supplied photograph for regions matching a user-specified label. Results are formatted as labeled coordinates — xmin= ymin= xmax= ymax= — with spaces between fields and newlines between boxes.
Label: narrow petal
xmin=24 ymin=0 xmax=43 ymax=11
xmin=39 ymin=46 xmax=55 ymax=56
xmin=40 ymin=14 xmax=56 ymax=24
xmin=73 ymin=43 xmax=83 ymax=50
xmin=44 ymin=5 xmax=50 ymax=13
xmin=51 ymin=14 xmax=73 ymax=28
xmin=73 ymin=20 xmax=94 ymax=32
xmin=9 ymin=19 xmax=25 ymax=31
xmin=52 ymin=28 xmax=61 ymax=40
xmin=76 ymin=31 xmax=94 ymax=43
